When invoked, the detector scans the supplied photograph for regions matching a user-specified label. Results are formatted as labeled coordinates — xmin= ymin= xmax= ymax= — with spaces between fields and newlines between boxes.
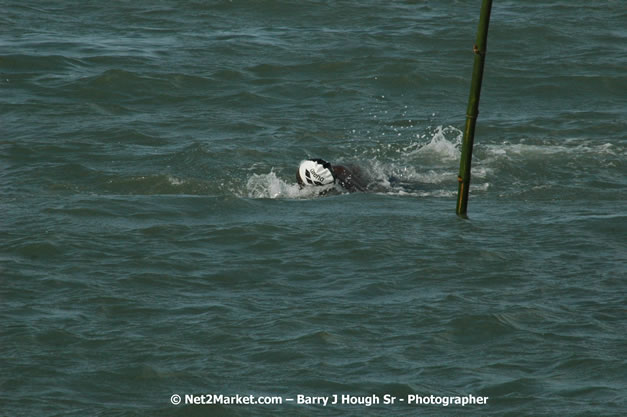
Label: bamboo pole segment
xmin=456 ymin=0 xmax=494 ymax=217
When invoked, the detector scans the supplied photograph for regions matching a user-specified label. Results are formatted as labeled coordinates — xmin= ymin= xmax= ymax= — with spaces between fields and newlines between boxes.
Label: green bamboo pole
xmin=456 ymin=0 xmax=494 ymax=217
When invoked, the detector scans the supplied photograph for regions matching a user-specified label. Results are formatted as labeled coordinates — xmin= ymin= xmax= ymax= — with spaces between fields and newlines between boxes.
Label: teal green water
xmin=2 ymin=1 xmax=626 ymax=416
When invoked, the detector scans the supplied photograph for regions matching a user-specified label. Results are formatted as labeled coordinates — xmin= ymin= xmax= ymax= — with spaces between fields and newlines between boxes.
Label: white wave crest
xmin=404 ymin=125 xmax=462 ymax=161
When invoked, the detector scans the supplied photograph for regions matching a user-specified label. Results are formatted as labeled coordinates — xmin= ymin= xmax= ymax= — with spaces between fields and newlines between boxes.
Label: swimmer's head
xmin=297 ymin=159 xmax=335 ymax=188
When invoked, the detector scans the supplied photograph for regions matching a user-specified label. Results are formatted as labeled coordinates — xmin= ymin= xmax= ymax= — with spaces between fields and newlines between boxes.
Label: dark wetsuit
xmin=332 ymin=165 xmax=367 ymax=192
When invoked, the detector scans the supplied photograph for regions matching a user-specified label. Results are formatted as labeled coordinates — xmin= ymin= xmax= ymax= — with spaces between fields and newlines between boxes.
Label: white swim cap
xmin=297 ymin=159 xmax=335 ymax=186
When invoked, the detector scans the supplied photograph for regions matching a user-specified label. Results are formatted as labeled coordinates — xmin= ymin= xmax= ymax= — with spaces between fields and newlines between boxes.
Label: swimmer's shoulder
xmin=332 ymin=165 xmax=366 ymax=192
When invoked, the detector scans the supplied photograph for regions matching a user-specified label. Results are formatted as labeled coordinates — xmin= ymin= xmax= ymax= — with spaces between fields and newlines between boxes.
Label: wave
xmin=481 ymin=138 xmax=624 ymax=159
xmin=243 ymin=122 xmax=625 ymax=200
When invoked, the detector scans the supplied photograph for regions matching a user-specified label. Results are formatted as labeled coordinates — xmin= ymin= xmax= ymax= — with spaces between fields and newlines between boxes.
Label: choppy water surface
xmin=1 ymin=1 xmax=626 ymax=416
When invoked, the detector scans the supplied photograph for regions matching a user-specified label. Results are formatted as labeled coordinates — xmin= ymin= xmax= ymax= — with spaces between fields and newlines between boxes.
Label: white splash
xmin=246 ymin=171 xmax=334 ymax=199
xmin=404 ymin=125 xmax=462 ymax=161
xmin=167 ymin=176 xmax=184 ymax=186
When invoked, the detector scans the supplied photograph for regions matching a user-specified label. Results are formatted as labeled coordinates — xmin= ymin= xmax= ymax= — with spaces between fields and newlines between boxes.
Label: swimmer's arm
xmin=333 ymin=165 xmax=367 ymax=192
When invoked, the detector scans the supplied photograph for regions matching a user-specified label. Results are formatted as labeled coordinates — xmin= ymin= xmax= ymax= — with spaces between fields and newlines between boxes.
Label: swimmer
xmin=296 ymin=158 xmax=367 ymax=193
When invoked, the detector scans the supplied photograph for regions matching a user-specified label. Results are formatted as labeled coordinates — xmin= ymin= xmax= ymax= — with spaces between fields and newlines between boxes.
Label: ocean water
xmin=1 ymin=1 xmax=626 ymax=416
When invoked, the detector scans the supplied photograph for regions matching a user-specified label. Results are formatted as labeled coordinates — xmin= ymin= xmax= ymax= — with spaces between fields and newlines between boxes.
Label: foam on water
xmin=246 ymin=171 xmax=336 ymax=199
xmin=482 ymin=139 xmax=624 ymax=159
xmin=360 ymin=124 xmax=490 ymax=196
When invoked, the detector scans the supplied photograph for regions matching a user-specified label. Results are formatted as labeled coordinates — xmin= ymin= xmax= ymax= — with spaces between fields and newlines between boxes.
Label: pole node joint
xmin=473 ymin=44 xmax=484 ymax=56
